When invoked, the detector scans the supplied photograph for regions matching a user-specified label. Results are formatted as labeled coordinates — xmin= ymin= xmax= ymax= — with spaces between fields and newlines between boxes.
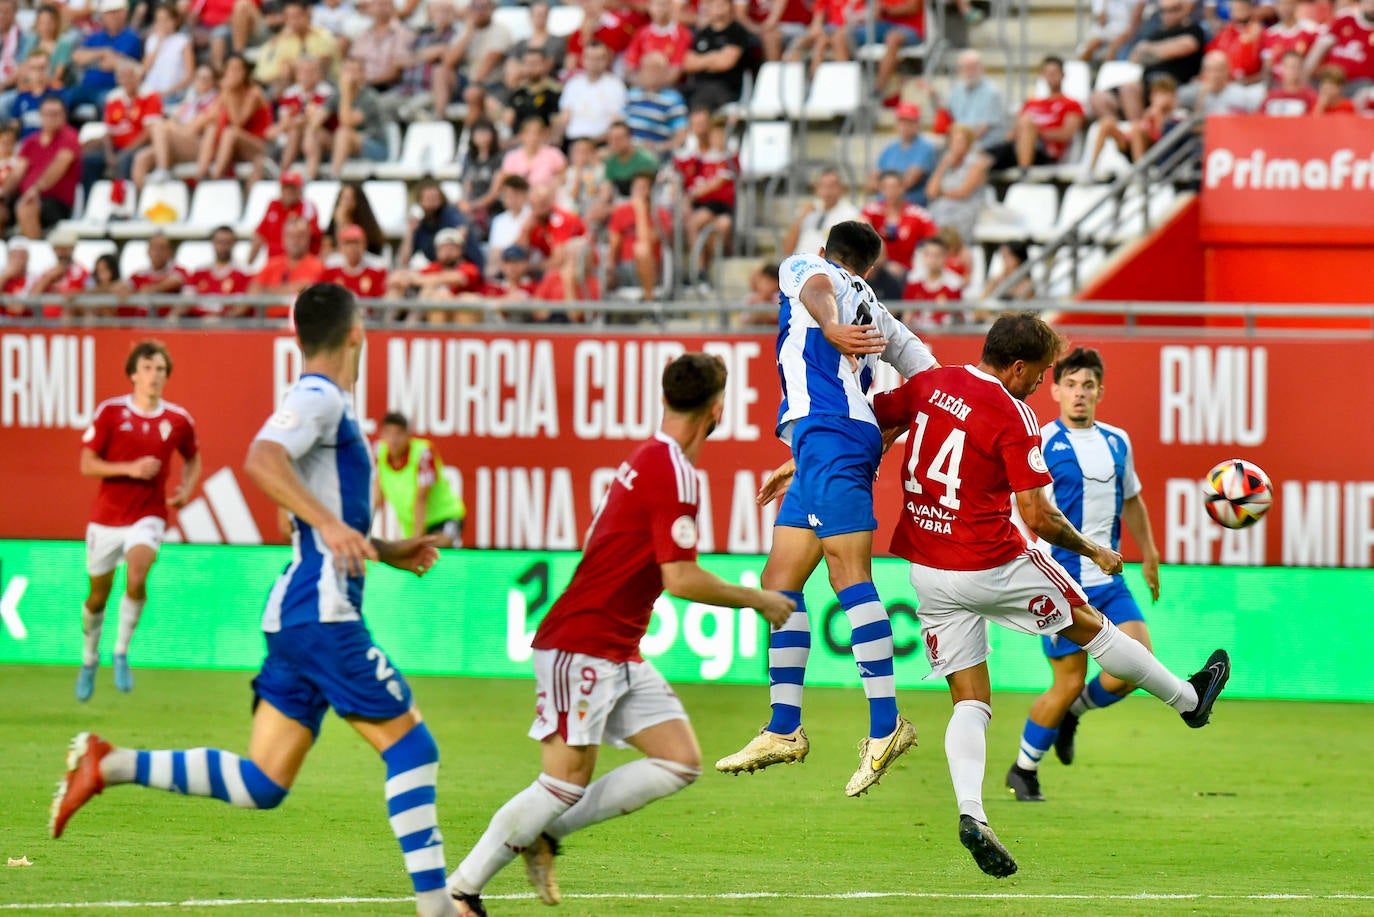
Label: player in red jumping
xmin=446 ymin=354 xmax=795 ymax=917
xmin=76 ymin=340 xmax=200 ymax=702
xmin=871 ymin=312 xmax=1230 ymax=878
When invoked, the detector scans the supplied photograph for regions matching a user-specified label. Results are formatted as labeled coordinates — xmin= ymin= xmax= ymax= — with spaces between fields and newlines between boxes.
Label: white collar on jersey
xmin=963 ymin=363 xmax=1007 ymax=389
xmin=654 ymin=430 xmax=685 ymax=455
xmin=121 ymin=394 xmax=164 ymax=418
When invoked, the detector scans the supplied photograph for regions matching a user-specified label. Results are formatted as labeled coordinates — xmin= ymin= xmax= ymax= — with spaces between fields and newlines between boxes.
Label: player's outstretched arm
xmin=80 ymin=447 xmax=160 ymax=480
xmin=370 ymin=535 xmax=442 ymax=577
xmin=798 ymin=274 xmax=887 ymax=365
xmin=1122 ymin=494 xmax=1161 ymax=602
xmin=661 ymin=561 xmax=797 ymax=627
xmin=1015 ymin=487 xmax=1123 ymax=577
xmin=244 ymin=439 xmax=378 ymax=575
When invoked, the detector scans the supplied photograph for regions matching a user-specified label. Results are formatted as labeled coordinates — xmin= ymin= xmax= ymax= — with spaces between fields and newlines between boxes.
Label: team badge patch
xmin=670 ymin=515 xmax=698 ymax=549
xmin=268 ymin=409 xmax=300 ymax=430
xmin=1028 ymin=445 xmax=1048 ymax=474
xmin=159 ymin=419 xmax=172 ymax=441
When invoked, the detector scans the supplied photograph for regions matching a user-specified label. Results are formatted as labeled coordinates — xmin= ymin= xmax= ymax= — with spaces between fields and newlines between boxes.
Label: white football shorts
xmin=909 ymin=545 xmax=1089 ymax=678
xmin=528 ymin=649 xmax=688 ymax=748
xmin=85 ymin=516 xmax=167 ymax=576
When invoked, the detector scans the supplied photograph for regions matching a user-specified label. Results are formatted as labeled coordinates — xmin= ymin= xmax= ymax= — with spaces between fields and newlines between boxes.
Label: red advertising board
xmin=2 ymin=328 xmax=1372 ymax=568
xmin=1202 ymin=115 xmax=1374 ymax=245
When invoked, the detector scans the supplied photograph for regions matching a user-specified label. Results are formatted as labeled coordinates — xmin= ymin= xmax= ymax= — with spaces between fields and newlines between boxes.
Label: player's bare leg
xmin=1008 ymin=652 xmax=1087 ymax=801
xmin=1058 ymin=605 xmax=1229 ymax=728
xmin=821 ymin=530 xmax=916 ymax=796
xmin=944 ymin=662 xmax=1017 ymax=878
xmin=77 ymin=572 xmax=116 ymax=702
xmin=716 ymin=525 xmax=821 ymax=775
xmin=113 ymin=544 xmax=156 ymax=694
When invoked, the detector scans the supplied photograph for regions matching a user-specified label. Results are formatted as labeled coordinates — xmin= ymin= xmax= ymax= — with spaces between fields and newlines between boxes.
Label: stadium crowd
xmin=0 ymin=0 xmax=1372 ymax=325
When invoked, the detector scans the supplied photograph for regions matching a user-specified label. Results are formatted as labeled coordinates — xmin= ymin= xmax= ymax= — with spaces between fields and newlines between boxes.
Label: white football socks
xmin=450 ymin=774 xmax=583 ymax=895
xmin=945 ymin=700 xmax=992 ymax=824
xmin=115 ymin=596 xmax=146 ymax=656
xmin=81 ymin=605 xmax=104 ymax=667
xmin=1082 ymin=620 xmax=1197 ymax=713
xmin=547 ymin=758 xmax=700 ymax=841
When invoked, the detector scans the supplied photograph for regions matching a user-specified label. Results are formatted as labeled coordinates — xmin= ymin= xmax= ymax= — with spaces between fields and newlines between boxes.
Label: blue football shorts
xmin=1042 ymin=575 xmax=1146 ymax=658
xmin=775 ymin=414 xmax=882 ymax=537
xmin=252 ymin=619 xmax=414 ymax=737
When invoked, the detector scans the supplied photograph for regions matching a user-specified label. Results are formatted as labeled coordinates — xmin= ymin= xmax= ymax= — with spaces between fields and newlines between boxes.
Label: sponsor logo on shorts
xmin=924 ymin=631 xmax=944 ymax=666
xmin=576 ymin=698 xmax=590 ymax=722
xmin=807 ymin=513 xmax=823 ymax=528
xmin=1029 ymin=594 xmax=1063 ymax=629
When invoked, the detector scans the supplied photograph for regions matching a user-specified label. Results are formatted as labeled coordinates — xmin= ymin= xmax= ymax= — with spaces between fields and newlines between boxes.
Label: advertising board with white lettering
xmin=1 ymin=329 xmax=1370 ymax=567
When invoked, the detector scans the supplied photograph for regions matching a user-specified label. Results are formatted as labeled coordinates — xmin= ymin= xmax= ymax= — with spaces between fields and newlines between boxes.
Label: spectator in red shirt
xmin=1305 ymin=0 xmax=1374 ymax=88
xmin=322 ymin=224 xmax=389 ymax=300
xmin=1314 ymin=64 xmax=1357 ymax=112
xmin=250 ymin=215 xmax=325 ymax=315
xmin=128 ymin=233 xmax=187 ymax=313
xmin=1 ymin=96 xmax=80 ymax=238
xmin=520 ymin=184 xmax=595 ymax=306
xmin=187 ymin=0 xmax=263 ymax=70
xmin=1208 ymin=0 xmax=1265 ymax=83
xmin=986 ymin=55 xmax=1085 ymax=172
xmin=268 ymin=54 xmax=332 ymax=178
xmin=851 ymin=0 xmax=924 ymax=102
xmin=740 ymin=0 xmax=813 ymax=63
xmin=28 ymin=226 xmax=89 ymax=318
xmin=677 ymin=110 xmax=736 ymax=285
xmin=1263 ymin=49 xmax=1318 ymax=113
xmin=606 ymin=172 xmax=672 ymax=301
xmin=387 ymin=226 xmax=483 ymax=324
xmin=624 ymin=0 xmax=693 ymax=81
xmin=475 ymin=244 xmax=541 ymax=302
xmin=134 ymin=62 xmax=219 ymax=188
xmin=564 ymin=0 xmax=641 ymax=71
xmin=862 ymin=169 xmax=937 ymax=299
xmin=92 ymin=60 xmax=162 ymax=183
xmin=901 ymin=235 xmax=965 ymax=328
xmin=184 ymin=224 xmax=251 ymax=316
xmin=1263 ymin=0 xmax=1319 ymax=79
xmin=195 ymin=53 xmax=272 ymax=183
xmin=250 ymin=170 xmax=321 ymax=263
xmin=0 ymin=239 xmax=30 ymax=314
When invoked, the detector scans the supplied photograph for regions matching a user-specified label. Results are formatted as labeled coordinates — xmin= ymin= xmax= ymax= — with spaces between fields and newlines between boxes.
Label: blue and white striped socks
xmin=1015 ymin=719 xmax=1059 ymax=771
xmin=1070 ymin=675 xmax=1129 ymax=716
xmin=121 ymin=748 xmax=288 ymax=808
xmin=766 ymin=591 xmax=809 ymax=734
xmin=382 ymin=723 xmax=455 ymax=917
xmin=838 ymin=583 xmax=899 ymax=739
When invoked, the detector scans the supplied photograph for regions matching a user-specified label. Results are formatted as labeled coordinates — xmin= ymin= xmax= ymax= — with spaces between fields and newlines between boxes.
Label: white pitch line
xmin=4 ymin=892 xmax=1374 ymax=910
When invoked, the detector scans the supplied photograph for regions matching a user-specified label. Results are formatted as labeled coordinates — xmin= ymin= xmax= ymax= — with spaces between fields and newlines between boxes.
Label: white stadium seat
xmin=804 ymin=61 xmax=863 ymax=121
xmin=167 ymin=180 xmax=244 ymax=239
xmin=975 ymin=182 xmax=1059 ymax=244
xmin=546 ymin=4 xmax=584 ymax=36
xmin=739 ymin=121 xmax=792 ymax=179
xmin=363 ymin=180 xmax=410 ymax=238
xmin=24 ymin=241 xmax=57 ymax=279
xmin=237 ymin=181 xmax=281 ymax=237
xmin=372 ymin=121 xmax=457 ymax=181
xmin=304 ymin=180 xmax=342 ymax=226
xmin=110 ymin=180 xmax=190 ymax=240
xmin=1095 ymin=60 xmax=1143 ymax=92
xmin=492 ymin=6 xmax=533 ymax=42
xmin=75 ymin=181 xmax=116 ymax=237
xmin=120 ymin=240 xmax=150 ymax=278
xmin=748 ymin=61 xmax=805 ymax=120
xmin=174 ymin=240 xmax=215 ymax=272
xmin=73 ymin=240 xmax=117 ymax=272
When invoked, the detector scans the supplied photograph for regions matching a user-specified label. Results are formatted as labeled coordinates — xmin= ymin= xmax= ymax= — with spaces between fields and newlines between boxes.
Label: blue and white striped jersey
xmin=1041 ymin=418 xmax=1141 ymax=588
xmin=775 ymin=253 xmax=936 ymax=444
xmin=255 ymin=373 xmax=373 ymax=633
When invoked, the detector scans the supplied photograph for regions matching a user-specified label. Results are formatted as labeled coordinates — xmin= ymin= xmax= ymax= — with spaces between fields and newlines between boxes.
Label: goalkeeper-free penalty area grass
xmin=2 ymin=667 xmax=1372 ymax=916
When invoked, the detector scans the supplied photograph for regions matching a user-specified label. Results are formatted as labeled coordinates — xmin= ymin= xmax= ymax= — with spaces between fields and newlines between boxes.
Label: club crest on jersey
xmin=1029 ymin=594 xmax=1063 ymax=629
xmin=159 ymin=419 xmax=172 ymax=441
xmin=671 ymin=515 xmax=698 ymax=549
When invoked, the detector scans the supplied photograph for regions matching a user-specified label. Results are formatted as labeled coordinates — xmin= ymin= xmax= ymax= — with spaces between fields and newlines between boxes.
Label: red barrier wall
xmin=3 ymin=328 xmax=1373 ymax=569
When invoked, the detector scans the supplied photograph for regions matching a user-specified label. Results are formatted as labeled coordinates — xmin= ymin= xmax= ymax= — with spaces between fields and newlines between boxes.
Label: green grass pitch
xmin=3 ymin=665 xmax=1373 ymax=916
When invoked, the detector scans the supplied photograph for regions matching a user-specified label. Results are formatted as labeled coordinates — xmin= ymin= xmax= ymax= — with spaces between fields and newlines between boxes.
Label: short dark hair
xmin=981 ymin=311 xmax=1064 ymax=370
xmin=878 ymin=169 xmax=902 ymax=183
xmin=662 ymin=353 xmax=727 ymax=414
xmin=1053 ymin=345 xmax=1104 ymax=384
xmin=1149 ymin=74 xmax=1178 ymax=94
xmin=212 ymin=224 xmax=235 ymax=237
xmin=293 ymin=283 xmax=359 ymax=358
xmin=501 ymin=174 xmax=531 ymax=192
xmin=125 ymin=340 xmax=172 ymax=377
xmin=1042 ymin=54 xmax=1065 ymax=70
xmin=824 ymin=220 xmax=884 ymax=275
xmin=381 ymin=412 xmax=409 ymax=430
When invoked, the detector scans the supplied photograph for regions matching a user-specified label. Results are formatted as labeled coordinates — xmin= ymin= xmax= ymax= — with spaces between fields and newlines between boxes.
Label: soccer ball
xmin=1202 ymin=459 xmax=1273 ymax=529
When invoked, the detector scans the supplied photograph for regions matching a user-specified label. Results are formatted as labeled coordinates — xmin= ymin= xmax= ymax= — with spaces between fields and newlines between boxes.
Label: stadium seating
xmin=362 ymin=180 xmax=411 ymax=239
xmin=373 ymin=122 xmax=457 ymax=181
xmin=119 ymin=240 xmax=150 ymax=278
xmin=976 ymin=183 xmax=1059 ymax=244
xmin=749 ymin=61 xmax=806 ymax=120
xmin=73 ymin=239 xmax=117 ymax=272
xmin=109 ymin=181 xmax=189 ymax=241
xmin=804 ymin=62 xmax=864 ymax=121
xmin=237 ymin=182 xmax=282 ymax=239
xmin=74 ymin=181 xmax=118 ymax=238
xmin=1094 ymin=61 xmax=1143 ymax=93
xmin=169 ymin=181 xmax=245 ymax=240
xmin=304 ymin=181 xmax=343 ymax=226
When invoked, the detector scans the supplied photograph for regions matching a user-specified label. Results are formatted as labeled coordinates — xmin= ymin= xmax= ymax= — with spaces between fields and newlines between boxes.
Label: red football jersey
xmin=104 ymin=89 xmax=164 ymax=151
xmin=38 ymin=263 xmax=89 ymax=319
xmin=1020 ymin=95 xmax=1084 ymax=160
xmin=624 ymin=23 xmax=693 ymax=68
xmin=188 ymin=263 xmax=253 ymax=296
xmin=420 ymin=260 xmax=481 ymax=295
xmin=879 ymin=0 xmax=924 ymax=33
xmin=82 ymin=396 xmax=199 ymax=527
xmin=862 ymin=201 xmax=937 ymax=269
xmin=531 ymin=433 xmax=700 ymax=662
xmin=1319 ymin=11 xmax=1374 ymax=81
xmin=675 ymin=150 xmax=738 ymax=209
xmin=873 ymin=364 xmax=1051 ymax=571
xmin=255 ymin=198 xmax=323 ymax=258
xmin=607 ymin=202 xmax=673 ymax=263
xmin=278 ymin=81 xmax=335 ymax=118
xmin=1208 ymin=22 xmax=1264 ymax=80
xmin=527 ymin=208 xmax=587 ymax=257
xmin=1262 ymin=87 xmax=1317 ymax=114
xmin=322 ymin=255 xmax=389 ymax=299
xmin=1262 ymin=20 xmax=1320 ymax=63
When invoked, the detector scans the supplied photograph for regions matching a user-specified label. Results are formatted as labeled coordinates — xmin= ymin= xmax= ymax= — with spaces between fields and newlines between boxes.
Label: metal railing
xmin=7 ymin=296 xmax=1374 ymax=338
xmin=985 ymin=113 xmax=1205 ymax=301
